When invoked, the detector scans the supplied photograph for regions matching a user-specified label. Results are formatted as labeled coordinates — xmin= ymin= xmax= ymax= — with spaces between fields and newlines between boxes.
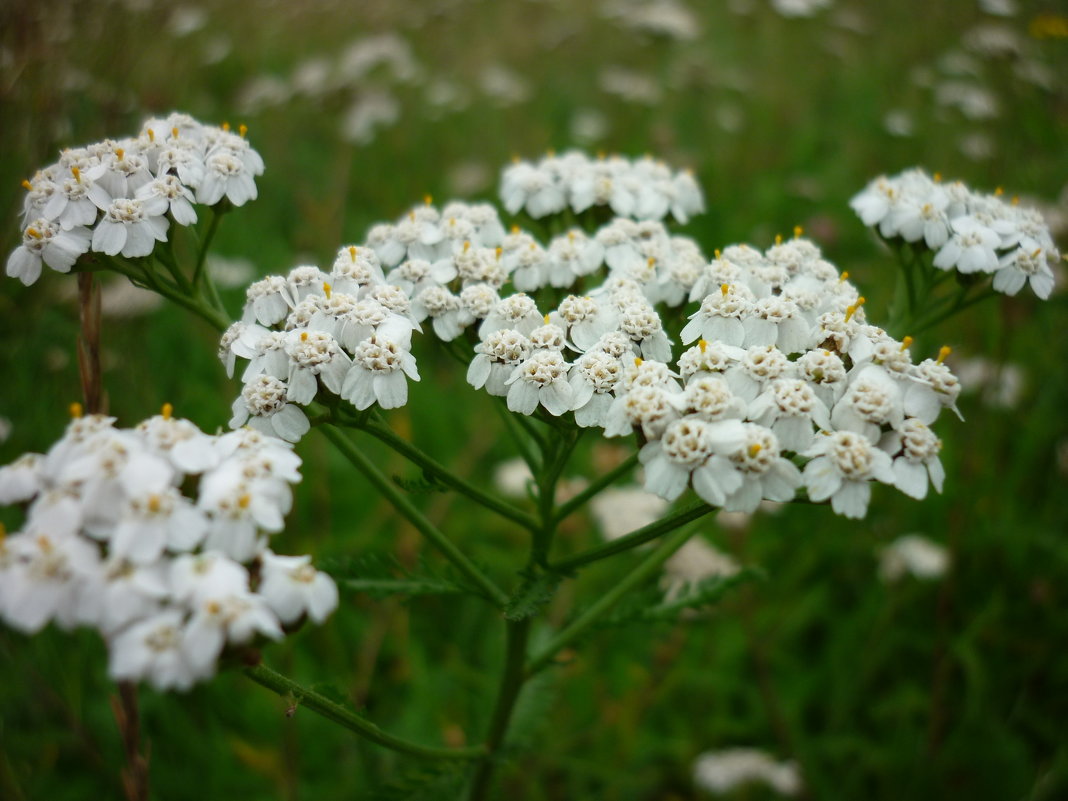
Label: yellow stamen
xmin=698 ymin=339 xmax=708 ymax=353
xmin=1031 ymin=248 xmax=1042 ymax=259
xmin=510 ymin=225 xmax=520 ymax=234
xmin=171 ymin=126 xmax=180 ymax=139
xmin=37 ymin=535 xmax=53 ymax=554
xmin=495 ymin=246 xmax=502 ymax=259
xmin=463 ymin=240 xmax=471 ymax=253
xmin=721 ymin=283 xmax=730 ymax=296
xmin=423 ymin=194 xmax=432 ymax=205
xmin=239 ymin=123 xmax=248 ymax=138
xmin=300 ymin=331 xmax=309 ymax=342
xmin=323 ymin=281 xmax=332 ymax=299
xmin=348 ymin=245 xmax=357 ymax=259
xmin=900 ymin=336 xmax=913 ymax=351
xmin=567 ymin=231 xmax=575 ymax=242
xmin=408 ymin=211 xmax=415 ymax=222
xmin=71 ymin=165 xmax=81 ymax=183
xmin=69 ymin=402 xmax=83 ymax=418
xmin=21 ymin=179 xmax=32 ymax=190
xmin=634 ymin=358 xmax=643 ymax=367
xmin=1012 ymin=195 xmax=1020 ymax=206
xmin=793 ymin=225 xmax=803 ymax=238
xmin=714 ymin=248 xmax=721 ymax=259
xmin=748 ymin=443 xmax=762 ymax=457
xmin=995 ymin=186 xmax=1004 ymax=196
xmin=148 ymin=494 xmax=162 ymax=513
xmin=26 ymin=227 xmax=42 ymax=239
xmin=933 ymin=172 xmax=942 ymax=182
xmin=222 ymin=121 xmax=231 ymax=132
xmin=844 ymin=296 xmax=866 ymax=322
xmin=647 ymin=257 xmax=656 ymax=267
xmin=206 ymin=601 xmax=221 ymax=615
xmin=238 ymin=494 xmax=251 ymax=509
xmin=161 ymin=402 xmax=173 ymax=420
xmin=543 ymin=314 xmax=551 ymax=325
xmin=775 ymin=233 xmax=783 ymax=245
xmin=839 ymin=271 xmax=850 ymax=282
xmin=936 ymin=345 xmax=952 ymax=364
xmin=147 ymin=128 xmax=155 ymax=142
xmin=115 ymin=148 xmax=124 ymax=161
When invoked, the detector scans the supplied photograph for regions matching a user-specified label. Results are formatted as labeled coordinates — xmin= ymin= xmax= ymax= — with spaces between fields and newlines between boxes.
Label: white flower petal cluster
xmin=851 ymin=168 xmax=1060 ymax=299
xmin=500 ymin=151 xmax=704 ymax=223
xmin=0 ymin=409 xmax=336 ymax=691
xmin=218 ymin=154 xmax=960 ymax=518
xmin=7 ymin=112 xmax=264 ymax=286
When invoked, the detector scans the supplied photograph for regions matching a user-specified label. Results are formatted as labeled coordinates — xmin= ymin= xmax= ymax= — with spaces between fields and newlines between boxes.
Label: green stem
xmin=492 ymin=400 xmax=542 ymax=473
xmin=911 ymin=285 xmax=999 ymax=335
xmin=192 ymin=207 xmax=223 ymax=290
xmin=319 ymin=424 xmax=510 ymax=608
xmin=550 ymin=500 xmax=713 ymax=573
xmin=244 ymin=664 xmax=485 ymax=760
xmin=353 ymin=415 xmax=539 ymax=532
xmin=526 ymin=524 xmax=698 ymax=676
xmin=92 ymin=255 xmax=231 ymax=332
xmin=466 ymin=618 xmax=532 ymax=800
xmin=530 ymin=427 xmax=581 ymax=566
xmin=553 ymin=452 xmax=639 ymax=524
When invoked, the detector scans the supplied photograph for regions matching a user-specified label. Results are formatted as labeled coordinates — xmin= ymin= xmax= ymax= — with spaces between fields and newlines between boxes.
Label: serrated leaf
xmin=504 ymin=569 xmax=562 ymax=621
xmin=392 ymin=470 xmax=449 ymax=494
xmin=320 ymin=553 xmax=475 ymax=599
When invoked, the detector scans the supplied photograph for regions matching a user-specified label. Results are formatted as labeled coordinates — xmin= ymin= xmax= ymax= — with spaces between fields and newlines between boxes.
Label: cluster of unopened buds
xmin=7 ymin=112 xmax=263 ymax=286
xmin=223 ymin=177 xmax=961 ymax=519
xmin=851 ymin=168 xmax=1059 ymax=299
xmin=0 ymin=407 xmax=337 ymax=690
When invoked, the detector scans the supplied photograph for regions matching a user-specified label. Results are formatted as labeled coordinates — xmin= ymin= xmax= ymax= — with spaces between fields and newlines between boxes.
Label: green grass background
xmin=1 ymin=0 xmax=1066 ymax=798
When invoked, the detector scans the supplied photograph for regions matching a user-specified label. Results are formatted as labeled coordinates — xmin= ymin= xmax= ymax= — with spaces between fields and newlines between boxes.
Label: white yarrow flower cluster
xmin=7 ymin=112 xmax=264 ymax=286
xmin=851 ymin=168 xmax=1059 ymax=299
xmin=0 ymin=408 xmax=337 ymax=691
xmin=501 ymin=151 xmax=704 ymax=222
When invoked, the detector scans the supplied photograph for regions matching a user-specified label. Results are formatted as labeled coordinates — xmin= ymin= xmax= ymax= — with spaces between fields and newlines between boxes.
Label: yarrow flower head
xmin=0 ymin=407 xmax=336 ymax=691
xmin=6 ymin=113 xmax=264 ymax=286
xmin=851 ymin=168 xmax=1060 ymax=299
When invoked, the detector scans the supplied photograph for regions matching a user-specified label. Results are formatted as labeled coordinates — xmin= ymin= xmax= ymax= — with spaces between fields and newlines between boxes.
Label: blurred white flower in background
xmin=661 ymin=537 xmax=739 ymax=601
xmin=591 ymin=485 xmax=669 ymax=540
xmin=878 ymin=534 xmax=950 ymax=583
xmin=694 ymin=748 xmax=802 ymax=795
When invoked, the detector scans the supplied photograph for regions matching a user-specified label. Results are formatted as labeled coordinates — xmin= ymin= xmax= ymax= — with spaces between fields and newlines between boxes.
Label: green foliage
xmin=503 ymin=568 xmax=564 ymax=622
xmin=1 ymin=0 xmax=1067 ymax=799
xmin=321 ymin=553 xmax=471 ymax=599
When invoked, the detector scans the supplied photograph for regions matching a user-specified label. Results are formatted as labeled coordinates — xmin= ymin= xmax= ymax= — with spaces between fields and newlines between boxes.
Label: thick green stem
xmin=244 ymin=664 xmax=485 ymax=760
xmin=526 ymin=524 xmax=699 ymax=676
xmin=553 ymin=452 xmax=639 ymax=524
xmin=530 ymin=428 xmax=580 ymax=566
xmin=319 ymin=425 xmax=509 ymax=608
xmin=352 ymin=415 xmax=539 ymax=532
xmin=466 ymin=619 xmax=532 ymax=800
xmin=550 ymin=500 xmax=713 ymax=573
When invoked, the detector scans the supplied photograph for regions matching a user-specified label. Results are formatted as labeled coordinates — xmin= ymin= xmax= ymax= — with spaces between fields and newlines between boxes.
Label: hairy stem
xmin=550 ymin=500 xmax=713 ymax=573
xmin=352 ymin=415 xmax=538 ymax=531
xmin=466 ymin=619 xmax=533 ymax=800
xmin=319 ymin=425 xmax=509 ymax=607
xmin=527 ymin=524 xmax=698 ymax=676
xmin=245 ymin=664 xmax=485 ymax=760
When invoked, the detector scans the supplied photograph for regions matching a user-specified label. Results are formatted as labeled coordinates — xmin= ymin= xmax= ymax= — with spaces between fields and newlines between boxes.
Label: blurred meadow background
xmin=1 ymin=0 xmax=1067 ymax=798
